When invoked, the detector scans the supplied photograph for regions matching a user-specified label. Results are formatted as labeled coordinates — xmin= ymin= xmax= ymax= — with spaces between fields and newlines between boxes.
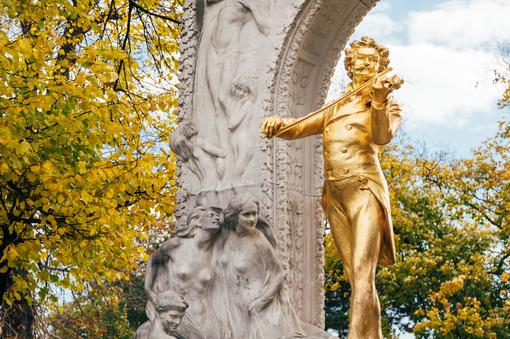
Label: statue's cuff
xmin=371 ymin=99 xmax=388 ymax=110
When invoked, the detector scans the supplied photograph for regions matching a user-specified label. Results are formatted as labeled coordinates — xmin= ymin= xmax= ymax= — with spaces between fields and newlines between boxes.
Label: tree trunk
xmin=1 ymin=297 xmax=35 ymax=339
xmin=1 ymin=226 xmax=34 ymax=339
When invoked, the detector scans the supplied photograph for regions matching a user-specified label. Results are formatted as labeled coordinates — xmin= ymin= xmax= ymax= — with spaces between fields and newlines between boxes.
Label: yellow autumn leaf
xmin=16 ymin=140 xmax=31 ymax=155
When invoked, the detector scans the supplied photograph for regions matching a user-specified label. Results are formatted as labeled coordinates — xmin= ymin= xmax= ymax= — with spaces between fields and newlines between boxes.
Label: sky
xmin=327 ymin=0 xmax=510 ymax=158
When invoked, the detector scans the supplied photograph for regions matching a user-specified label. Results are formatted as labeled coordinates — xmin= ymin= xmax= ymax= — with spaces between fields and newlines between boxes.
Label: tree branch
xmin=113 ymin=0 xmax=133 ymax=92
xmin=130 ymin=1 xmax=180 ymax=24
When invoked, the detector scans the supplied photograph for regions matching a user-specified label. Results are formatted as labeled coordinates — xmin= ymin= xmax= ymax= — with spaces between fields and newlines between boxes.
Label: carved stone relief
xmin=137 ymin=194 xmax=335 ymax=339
xmin=170 ymin=122 xmax=226 ymax=191
xmin=188 ymin=0 xmax=275 ymax=191
xmin=173 ymin=0 xmax=379 ymax=329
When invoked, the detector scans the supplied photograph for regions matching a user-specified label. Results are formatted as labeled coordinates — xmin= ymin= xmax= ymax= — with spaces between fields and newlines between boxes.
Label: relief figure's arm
xmin=370 ymin=99 xmax=402 ymax=145
xmin=199 ymin=139 xmax=226 ymax=159
xmin=145 ymin=239 xmax=179 ymax=301
xmin=144 ymin=254 xmax=160 ymax=303
xmin=199 ymin=140 xmax=226 ymax=177
xmin=248 ymin=244 xmax=284 ymax=313
xmin=260 ymin=263 xmax=284 ymax=301
xmin=227 ymin=108 xmax=248 ymax=131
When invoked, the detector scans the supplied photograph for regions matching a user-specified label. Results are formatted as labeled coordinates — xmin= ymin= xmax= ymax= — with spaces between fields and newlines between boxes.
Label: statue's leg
xmin=323 ymin=179 xmax=383 ymax=339
xmin=322 ymin=181 xmax=354 ymax=285
xmin=346 ymin=188 xmax=384 ymax=339
xmin=323 ymin=181 xmax=355 ymax=335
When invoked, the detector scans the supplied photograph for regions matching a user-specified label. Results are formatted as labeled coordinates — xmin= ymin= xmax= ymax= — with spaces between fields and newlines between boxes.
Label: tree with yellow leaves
xmin=0 ymin=0 xmax=181 ymax=336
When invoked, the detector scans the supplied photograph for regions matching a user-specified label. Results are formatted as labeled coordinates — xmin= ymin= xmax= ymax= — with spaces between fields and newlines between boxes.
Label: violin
xmin=272 ymin=67 xmax=402 ymax=137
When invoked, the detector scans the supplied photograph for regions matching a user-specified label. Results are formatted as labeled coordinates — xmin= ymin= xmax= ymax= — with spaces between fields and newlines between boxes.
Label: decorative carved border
xmin=269 ymin=0 xmax=378 ymax=326
xmin=175 ymin=0 xmax=200 ymax=226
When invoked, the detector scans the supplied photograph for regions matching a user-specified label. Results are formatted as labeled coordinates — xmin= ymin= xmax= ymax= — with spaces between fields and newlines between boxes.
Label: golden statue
xmin=261 ymin=36 xmax=403 ymax=339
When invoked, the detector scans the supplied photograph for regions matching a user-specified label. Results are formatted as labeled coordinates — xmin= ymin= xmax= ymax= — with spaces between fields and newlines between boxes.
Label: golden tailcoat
xmin=278 ymin=94 xmax=401 ymax=264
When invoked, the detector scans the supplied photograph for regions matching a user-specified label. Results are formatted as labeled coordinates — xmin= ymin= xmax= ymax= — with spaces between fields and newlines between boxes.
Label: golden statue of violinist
xmin=261 ymin=36 xmax=403 ymax=339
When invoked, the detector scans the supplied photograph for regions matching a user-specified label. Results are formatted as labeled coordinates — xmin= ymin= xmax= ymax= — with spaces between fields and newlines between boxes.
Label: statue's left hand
xmin=372 ymin=74 xmax=403 ymax=104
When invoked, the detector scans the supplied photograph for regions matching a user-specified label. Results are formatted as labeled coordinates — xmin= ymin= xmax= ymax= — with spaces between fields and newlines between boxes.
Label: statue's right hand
xmin=261 ymin=116 xmax=284 ymax=138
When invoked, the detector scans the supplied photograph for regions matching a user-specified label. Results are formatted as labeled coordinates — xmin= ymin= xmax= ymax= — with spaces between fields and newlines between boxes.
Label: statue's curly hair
xmin=155 ymin=289 xmax=189 ymax=312
xmin=344 ymin=36 xmax=390 ymax=79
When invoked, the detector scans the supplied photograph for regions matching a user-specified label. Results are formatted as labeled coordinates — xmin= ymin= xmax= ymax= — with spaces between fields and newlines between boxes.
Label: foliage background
xmin=0 ymin=0 xmax=181 ymax=337
xmin=0 ymin=0 xmax=509 ymax=337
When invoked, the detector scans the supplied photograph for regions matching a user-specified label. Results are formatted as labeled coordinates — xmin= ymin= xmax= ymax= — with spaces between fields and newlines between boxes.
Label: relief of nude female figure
xmin=205 ymin=0 xmax=272 ymax=182
xmin=143 ymin=207 xmax=223 ymax=339
xmin=138 ymin=195 xmax=336 ymax=338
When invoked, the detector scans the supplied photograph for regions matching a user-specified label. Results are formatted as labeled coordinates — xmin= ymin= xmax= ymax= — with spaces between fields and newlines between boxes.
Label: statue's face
xmin=202 ymin=208 xmax=222 ymax=231
xmin=237 ymin=201 xmax=258 ymax=230
xmin=160 ymin=308 xmax=184 ymax=334
xmin=351 ymin=46 xmax=380 ymax=83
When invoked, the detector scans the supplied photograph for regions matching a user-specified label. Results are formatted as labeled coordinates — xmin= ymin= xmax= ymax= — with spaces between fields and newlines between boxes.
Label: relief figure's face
xmin=160 ymin=308 xmax=184 ymax=334
xmin=202 ymin=208 xmax=222 ymax=231
xmin=351 ymin=47 xmax=380 ymax=83
xmin=237 ymin=201 xmax=258 ymax=230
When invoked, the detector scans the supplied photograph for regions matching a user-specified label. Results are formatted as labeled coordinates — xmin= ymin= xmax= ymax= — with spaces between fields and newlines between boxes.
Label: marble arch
xmin=175 ymin=0 xmax=378 ymax=327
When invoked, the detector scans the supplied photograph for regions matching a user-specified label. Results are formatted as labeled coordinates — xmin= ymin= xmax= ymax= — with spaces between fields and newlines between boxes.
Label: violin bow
xmin=274 ymin=67 xmax=393 ymax=137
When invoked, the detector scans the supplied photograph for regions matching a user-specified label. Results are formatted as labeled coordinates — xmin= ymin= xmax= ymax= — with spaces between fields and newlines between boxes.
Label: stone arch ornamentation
xmin=174 ymin=0 xmax=377 ymax=327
